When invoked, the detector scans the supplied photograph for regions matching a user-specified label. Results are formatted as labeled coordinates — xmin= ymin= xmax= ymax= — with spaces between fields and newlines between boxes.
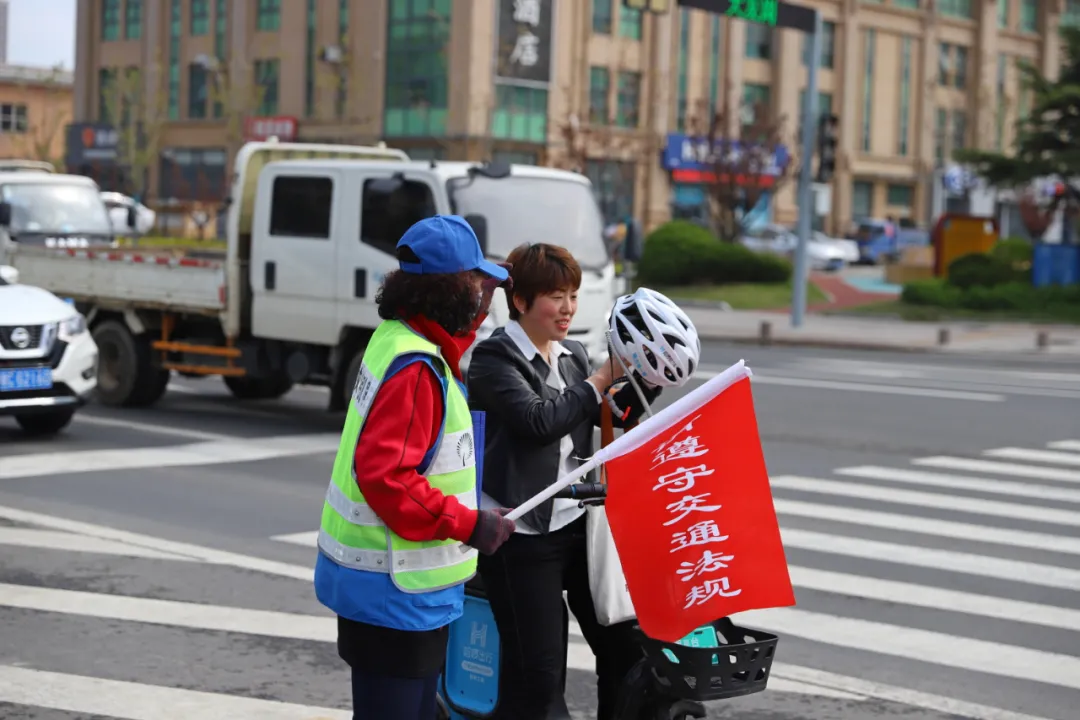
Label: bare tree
xmin=100 ymin=61 xmax=169 ymax=198
xmin=686 ymin=97 xmax=793 ymax=242
xmin=205 ymin=61 xmax=268 ymax=189
xmin=12 ymin=65 xmax=70 ymax=168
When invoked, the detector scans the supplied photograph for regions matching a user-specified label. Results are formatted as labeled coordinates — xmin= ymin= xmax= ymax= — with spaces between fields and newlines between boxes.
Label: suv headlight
xmin=58 ymin=314 xmax=87 ymax=342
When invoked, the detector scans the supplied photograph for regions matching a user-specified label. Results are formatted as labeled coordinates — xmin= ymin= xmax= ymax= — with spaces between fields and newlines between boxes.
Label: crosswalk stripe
xmin=835 ymin=465 xmax=1080 ymax=504
xmin=1048 ymin=440 xmax=1080 ymax=452
xmin=912 ymin=457 xmax=1080 ymax=484
xmin=271 ymin=530 xmax=320 ymax=547
xmin=780 ymin=526 xmax=1080 ymax=590
xmin=984 ymin=447 xmax=1080 ymax=467
xmin=0 ymin=434 xmax=341 ymax=480
xmin=73 ymin=413 xmax=231 ymax=442
xmin=747 ymin=374 xmax=1006 ymax=402
xmin=773 ymin=498 xmax=1080 ymax=555
xmin=0 ymin=528 xmax=198 ymax=561
xmin=787 ymin=566 xmax=1080 ymax=632
xmin=732 ymin=607 xmax=1080 ymax=691
xmin=0 ymin=665 xmax=351 ymax=720
xmin=771 ymin=475 xmax=1080 ymax=526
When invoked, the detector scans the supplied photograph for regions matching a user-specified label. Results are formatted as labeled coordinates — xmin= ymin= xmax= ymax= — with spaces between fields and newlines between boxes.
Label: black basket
xmin=634 ymin=617 xmax=778 ymax=702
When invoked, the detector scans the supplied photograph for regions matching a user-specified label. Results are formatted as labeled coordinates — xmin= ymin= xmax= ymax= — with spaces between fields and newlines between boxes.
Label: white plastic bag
xmin=586 ymin=504 xmax=636 ymax=626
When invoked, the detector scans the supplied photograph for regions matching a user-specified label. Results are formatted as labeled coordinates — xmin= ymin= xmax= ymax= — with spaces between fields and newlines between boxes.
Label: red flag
xmin=604 ymin=374 xmax=795 ymax=643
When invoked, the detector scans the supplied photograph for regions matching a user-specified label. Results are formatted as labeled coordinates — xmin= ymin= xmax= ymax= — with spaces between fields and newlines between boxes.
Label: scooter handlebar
xmin=552 ymin=482 xmax=607 ymax=500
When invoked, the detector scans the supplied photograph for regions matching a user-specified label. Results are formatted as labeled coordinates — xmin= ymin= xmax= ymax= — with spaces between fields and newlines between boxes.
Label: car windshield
xmin=449 ymin=175 xmax=609 ymax=270
xmin=1 ymin=182 xmax=113 ymax=235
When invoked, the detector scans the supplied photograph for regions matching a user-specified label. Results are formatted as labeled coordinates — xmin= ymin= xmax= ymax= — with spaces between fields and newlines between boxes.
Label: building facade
xmin=0 ymin=64 xmax=74 ymax=165
xmin=72 ymin=0 xmax=1069 ymax=232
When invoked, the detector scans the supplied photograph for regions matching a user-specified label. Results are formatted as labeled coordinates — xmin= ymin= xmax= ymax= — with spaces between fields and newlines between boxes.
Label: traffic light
xmin=816 ymin=114 xmax=839 ymax=184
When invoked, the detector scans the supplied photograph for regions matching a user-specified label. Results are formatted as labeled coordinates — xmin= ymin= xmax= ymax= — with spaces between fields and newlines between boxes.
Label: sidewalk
xmin=685 ymin=306 xmax=1080 ymax=358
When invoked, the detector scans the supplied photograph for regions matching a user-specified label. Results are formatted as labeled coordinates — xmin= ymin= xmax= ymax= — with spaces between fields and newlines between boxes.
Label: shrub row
xmin=903 ymin=278 xmax=1080 ymax=314
xmin=636 ymin=221 xmax=792 ymax=286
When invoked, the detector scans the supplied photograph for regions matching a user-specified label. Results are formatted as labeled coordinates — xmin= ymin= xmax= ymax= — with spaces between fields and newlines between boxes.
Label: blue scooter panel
xmin=440 ymin=591 xmax=500 ymax=717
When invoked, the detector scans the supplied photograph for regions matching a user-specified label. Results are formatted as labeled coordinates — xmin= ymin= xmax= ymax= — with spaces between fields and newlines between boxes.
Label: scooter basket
xmin=634 ymin=617 xmax=778 ymax=701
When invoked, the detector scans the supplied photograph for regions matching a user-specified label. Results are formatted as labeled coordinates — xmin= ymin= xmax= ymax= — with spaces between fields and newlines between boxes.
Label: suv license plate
xmin=0 ymin=367 xmax=53 ymax=392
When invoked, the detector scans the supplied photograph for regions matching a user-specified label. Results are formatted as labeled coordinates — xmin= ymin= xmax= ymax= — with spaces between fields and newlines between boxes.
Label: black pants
xmin=478 ymin=515 xmax=639 ymax=720
xmin=350 ymin=668 xmax=439 ymax=720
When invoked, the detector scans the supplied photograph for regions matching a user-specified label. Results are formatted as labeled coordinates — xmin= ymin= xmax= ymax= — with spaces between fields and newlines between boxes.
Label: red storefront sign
xmin=245 ymin=116 xmax=298 ymax=142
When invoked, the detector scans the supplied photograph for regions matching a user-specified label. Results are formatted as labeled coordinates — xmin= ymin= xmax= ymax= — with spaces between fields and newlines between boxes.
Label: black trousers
xmin=478 ymin=515 xmax=639 ymax=720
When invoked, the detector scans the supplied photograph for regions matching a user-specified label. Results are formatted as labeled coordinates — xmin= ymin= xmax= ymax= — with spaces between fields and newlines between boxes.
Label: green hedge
xmin=903 ymin=278 xmax=1080 ymax=316
xmin=637 ymin=221 xmax=792 ymax=285
xmin=946 ymin=253 xmax=1027 ymax=290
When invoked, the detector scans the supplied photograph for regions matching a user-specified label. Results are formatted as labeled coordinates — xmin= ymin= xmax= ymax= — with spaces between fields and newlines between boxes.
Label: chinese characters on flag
xmin=603 ymin=373 xmax=795 ymax=643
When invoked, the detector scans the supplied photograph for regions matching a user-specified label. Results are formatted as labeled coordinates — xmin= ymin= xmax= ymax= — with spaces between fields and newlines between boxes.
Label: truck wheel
xmin=92 ymin=320 xmax=168 ymax=407
xmin=15 ymin=409 xmax=76 ymax=436
xmin=223 ymin=374 xmax=294 ymax=400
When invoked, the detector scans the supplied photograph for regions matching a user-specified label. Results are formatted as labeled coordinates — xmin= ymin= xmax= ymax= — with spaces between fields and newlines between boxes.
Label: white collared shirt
xmin=479 ymin=320 xmax=600 ymax=534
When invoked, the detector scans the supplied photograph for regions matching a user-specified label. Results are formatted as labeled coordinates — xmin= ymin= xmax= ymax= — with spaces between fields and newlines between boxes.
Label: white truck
xmin=0 ymin=141 xmax=618 ymax=411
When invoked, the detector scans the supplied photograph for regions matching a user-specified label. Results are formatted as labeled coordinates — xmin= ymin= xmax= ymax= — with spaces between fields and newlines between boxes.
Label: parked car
xmin=739 ymin=224 xmax=854 ymax=272
xmin=101 ymin=192 xmax=157 ymax=236
xmin=0 ymin=264 xmax=98 ymax=436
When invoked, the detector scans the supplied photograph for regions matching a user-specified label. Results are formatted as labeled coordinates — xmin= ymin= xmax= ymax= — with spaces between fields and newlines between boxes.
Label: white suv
xmin=0 ymin=265 xmax=98 ymax=435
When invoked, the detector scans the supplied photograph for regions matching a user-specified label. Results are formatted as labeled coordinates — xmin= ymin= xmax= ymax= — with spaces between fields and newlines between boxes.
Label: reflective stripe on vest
xmin=318 ymin=319 xmax=478 ymax=594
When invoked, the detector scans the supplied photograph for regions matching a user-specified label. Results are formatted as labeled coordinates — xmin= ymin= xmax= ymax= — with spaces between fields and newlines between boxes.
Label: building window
xmin=125 ymin=0 xmax=143 ymax=39
xmin=492 ymin=150 xmax=538 ymax=165
xmin=798 ymin=90 xmax=832 ymax=139
xmin=255 ymin=59 xmax=280 ymax=115
xmin=188 ymin=64 xmax=208 ymax=118
xmin=998 ymin=0 xmax=1008 ymax=27
xmin=616 ymin=72 xmax=641 ymax=128
xmin=893 ymin=0 xmax=919 ymax=9
xmin=191 ymin=0 xmax=210 ymax=35
xmin=935 ymin=107 xmax=947 ymax=162
xmin=270 ymin=177 xmax=334 ymax=239
xmin=491 ymin=85 xmax=548 ymax=143
xmin=168 ymin=0 xmax=181 ymax=120
xmin=1065 ymin=0 xmax=1080 ymax=26
xmin=618 ymin=4 xmax=643 ymax=39
xmin=746 ymin=24 xmax=772 ymax=60
xmin=593 ymin=0 xmax=612 ymax=33
xmin=938 ymin=0 xmax=973 ymax=18
xmin=98 ymin=68 xmax=116 ymax=122
xmin=589 ymin=66 xmax=610 ymax=124
xmin=383 ymin=0 xmax=451 ymax=137
xmin=0 ymin=104 xmax=28 ymax=133
xmin=852 ymin=181 xmax=873 ymax=220
xmin=305 ymin=0 xmax=317 ymax=117
xmin=886 ymin=184 xmax=913 ymax=207
xmin=952 ymin=109 xmax=967 ymax=152
xmin=742 ymin=83 xmax=770 ymax=130
xmin=1019 ymin=0 xmax=1038 ymax=30
xmin=996 ymin=53 xmax=1007 ymax=149
xmin=337 ymin=0 xmax=349 ymax=118
xmin=939 ymin=43 xmax=951 ymax=85
xmin=862 ymin=29 xmax=875 ymax=152
xmin=101 ymin=0 xmax=121 ymax=41
xmin=159 ymin=147 xmax=228 ymax=201
xmin=709 ymin=17 xmax=722 ymax=118
xmin=802 ymin=21 xmax=835 ymax=68
xmin=585 ymin=160 xmax=635 ymax=225
xmin=898 ymin=37 xmax=912 ymax=156
xmin=953 ymin=46 xmax=968 ymax=88
xmin=676 ymin=9 xmax=689 ymax=131
xmin=256 ymin=0 xmax=281 ymax=32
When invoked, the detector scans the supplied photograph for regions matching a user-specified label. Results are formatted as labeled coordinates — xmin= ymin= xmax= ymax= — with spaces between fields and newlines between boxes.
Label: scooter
xmin=436 ymin=482 xmax=780 ymax=720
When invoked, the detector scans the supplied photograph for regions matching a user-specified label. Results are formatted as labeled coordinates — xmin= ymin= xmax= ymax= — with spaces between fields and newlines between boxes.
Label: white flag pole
xmin=504 ymin=359 xmax=752 ymax=522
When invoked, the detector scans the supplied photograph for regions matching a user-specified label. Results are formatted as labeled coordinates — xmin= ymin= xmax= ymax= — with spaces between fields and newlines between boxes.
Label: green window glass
xmin=998 ymin=0 xmax=1008 ymax=27
xmin=589 ymin=66 xmax=610 ymax=124
xmin=383 ymin=0 xmax=451 ymax=138
xmin=213 ymin=0 xmax=227 ymax=117
xmin=257 ymin=0 xmax=281 ymax=32
xmin=337 ymin=0 xmax=349 ymax=118
xmin=746 ymin=24 xmax=771 ymax=59
xmin=802 ymin=21 xmax=835 ymax=68
xmin=861 ymin=29 xmax=875 ymax=152
xmin=125 ymin=0 xmax=142 ymax=40
xmin=306 ymin=0 xmax=317 ymax=117
xmin=935 ymin=107 xmax=947 ymax=162
xmin=188 ymin=64 xmax=208 ymax=118
xmin=616 ymin=71 xmax=641 ymax=128
xmin=618 ymin=4 xmax=642 ymax=39
xmin=893 ymin=0 xmax=919 ymax=9
xmin=255 ymin=59 xmax=280 ymax=115
xmin=708 ymin=17 xmax=721 ymax=118
xmin=98 ymin=68 xmax=117 ymax=122
xmin=1065 ymin=0 xmax=1080 ymax=26
xmin=491 ymin=85 xmax=548 ymax=143
xmin=102 ymin=0 xmax=121 ymax=41
xmin=593 ymin=0 xmax=612 ymax=33
xmin=676 ymin=9 xmax=688 ymax=131
xmin=1019 ymin=0 xmax=1037 ymax=31
xmin=898 ymin=37 xmax=912 ymax=156
xmin=886 ymin=184 xmax=913 ymax=207
xmin=938 ymin=0 xmax=973 ymax=19
xmin=191 ymin=0 xmax=210 ymax=35
xmin=168 ymin=0 xmax=181 ymax=119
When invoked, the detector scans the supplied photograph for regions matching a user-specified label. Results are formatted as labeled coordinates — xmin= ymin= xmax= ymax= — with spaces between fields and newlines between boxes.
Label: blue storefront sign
xmin=661 ymin=133 xmax=790 ymax=184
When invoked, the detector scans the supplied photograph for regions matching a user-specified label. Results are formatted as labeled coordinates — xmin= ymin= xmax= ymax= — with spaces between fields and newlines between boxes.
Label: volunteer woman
xmin=465 ymin=243 xmax=657 ymax=720
xmin=314 ymin=215 xmax=517 ymax=720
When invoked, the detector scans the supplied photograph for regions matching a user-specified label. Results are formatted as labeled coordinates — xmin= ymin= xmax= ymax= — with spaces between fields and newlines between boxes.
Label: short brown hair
xmin=505 ymin=243 xmax=582 ymax=320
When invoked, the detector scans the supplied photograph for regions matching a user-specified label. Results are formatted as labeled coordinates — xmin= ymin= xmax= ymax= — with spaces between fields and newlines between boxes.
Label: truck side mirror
xmin=464 ymin=213 xmax=489 ymax=256
xmin=0 ymin=202 xmax=11 ymax=227
xmin=126 ymin=205 xmax=137 ymax=228
xmin=623 ymin=219 xmax=644 ymax=262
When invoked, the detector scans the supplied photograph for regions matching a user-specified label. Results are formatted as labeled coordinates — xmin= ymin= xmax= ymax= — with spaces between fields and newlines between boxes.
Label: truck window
xmin=269 ymin=176 xmax=333 ymax=239
xmin=361 ymin=178 xmax=436 ymax=255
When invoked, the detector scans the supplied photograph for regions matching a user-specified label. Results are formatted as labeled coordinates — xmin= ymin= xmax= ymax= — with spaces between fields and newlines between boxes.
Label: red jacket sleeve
xmin=353 ymin=361 xmax=480 ymax=544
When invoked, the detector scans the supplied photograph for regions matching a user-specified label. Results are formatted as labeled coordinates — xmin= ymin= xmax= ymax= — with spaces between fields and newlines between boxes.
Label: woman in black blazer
xmin=466 ymin=243 xmax=657 ymax=720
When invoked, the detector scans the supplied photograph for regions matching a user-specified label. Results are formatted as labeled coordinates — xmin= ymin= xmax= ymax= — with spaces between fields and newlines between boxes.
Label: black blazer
xmin=466 ymin=328 xmax=657 ymax=534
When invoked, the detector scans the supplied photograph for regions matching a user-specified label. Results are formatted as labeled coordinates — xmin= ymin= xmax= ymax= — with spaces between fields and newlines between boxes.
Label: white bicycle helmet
xmin=609 ymin=287 xmax=701 ymax=388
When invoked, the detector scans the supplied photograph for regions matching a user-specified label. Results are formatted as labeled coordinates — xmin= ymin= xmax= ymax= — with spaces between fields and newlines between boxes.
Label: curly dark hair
xmin=376 ymin=268 xmax=484 ymax=336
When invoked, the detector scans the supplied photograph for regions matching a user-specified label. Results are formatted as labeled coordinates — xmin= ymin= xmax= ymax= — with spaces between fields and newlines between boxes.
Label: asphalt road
xmin=1 ymin=341 xmax=1078 ymax=719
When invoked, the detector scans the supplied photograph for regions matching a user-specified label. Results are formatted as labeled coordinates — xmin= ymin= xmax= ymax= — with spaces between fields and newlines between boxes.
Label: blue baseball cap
xmin=396 ymin=215 xmax=509 ymax=282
